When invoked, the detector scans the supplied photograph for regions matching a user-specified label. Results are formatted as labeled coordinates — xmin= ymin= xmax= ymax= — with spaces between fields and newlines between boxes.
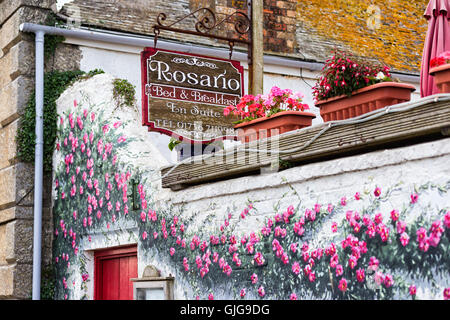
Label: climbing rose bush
xmin=53 ymin=100 xmax=450 ymax=300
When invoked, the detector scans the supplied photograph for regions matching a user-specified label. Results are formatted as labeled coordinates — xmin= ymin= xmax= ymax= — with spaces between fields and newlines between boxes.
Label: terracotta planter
xmin=234 ymin=111 xmax=316 ymax=143
xmin=429 ymin=64 xmax=450 ymax=94
xmin=315 ymin=82 xmax=416 ymax=122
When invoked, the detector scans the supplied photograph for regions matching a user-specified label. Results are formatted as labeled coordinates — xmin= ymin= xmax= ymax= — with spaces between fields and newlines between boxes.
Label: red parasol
xmin=420 ymin=0 xmax=450 ymax=97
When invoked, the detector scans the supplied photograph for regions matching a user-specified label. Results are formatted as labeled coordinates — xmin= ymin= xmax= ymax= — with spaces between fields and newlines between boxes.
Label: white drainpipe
xmin=18 ymin=24 xmax=45 ymax=300
xmin=32 ymin=29 xmax=45 ymax=301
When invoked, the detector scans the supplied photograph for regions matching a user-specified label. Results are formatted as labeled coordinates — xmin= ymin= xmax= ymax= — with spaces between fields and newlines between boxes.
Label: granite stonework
xmin=0 ymin=0 xmax=82 ymax=299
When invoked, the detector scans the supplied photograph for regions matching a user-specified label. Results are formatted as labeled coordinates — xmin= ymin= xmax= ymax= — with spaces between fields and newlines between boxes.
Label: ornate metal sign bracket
xmin=153 ymin=7 xmax=251 ymax=61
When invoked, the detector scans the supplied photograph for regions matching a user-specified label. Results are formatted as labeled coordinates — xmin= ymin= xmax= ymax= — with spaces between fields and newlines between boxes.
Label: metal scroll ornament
xmin=153 ymin=7 xmax=251 ymax=59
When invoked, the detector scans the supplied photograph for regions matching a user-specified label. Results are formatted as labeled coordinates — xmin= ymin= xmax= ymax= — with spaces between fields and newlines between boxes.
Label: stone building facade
xmin=0 ymin=0 xmax=82 ymax=299
xmin=0 ymin=0 xmax=436 ymax=299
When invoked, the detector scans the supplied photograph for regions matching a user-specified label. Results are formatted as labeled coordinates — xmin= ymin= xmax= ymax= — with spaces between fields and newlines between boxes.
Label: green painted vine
xmin=16 ymin=69 xmax=105 ymax=172
xmin=112 ymin=78 xmax=136 ymax=109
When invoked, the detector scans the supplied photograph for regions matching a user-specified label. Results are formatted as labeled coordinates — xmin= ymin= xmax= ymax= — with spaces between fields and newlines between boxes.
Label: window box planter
xmin=234 ymin=111 xmax=316 ymax=143
xmin=429 ymin=64 xmax=450 ymax=94
xmin=315 ymin=82 xmax=416 ymax=122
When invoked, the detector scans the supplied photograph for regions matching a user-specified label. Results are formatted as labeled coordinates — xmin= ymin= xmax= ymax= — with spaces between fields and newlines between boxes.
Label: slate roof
xmin=59 ymin=0 xmax=430 ymax=74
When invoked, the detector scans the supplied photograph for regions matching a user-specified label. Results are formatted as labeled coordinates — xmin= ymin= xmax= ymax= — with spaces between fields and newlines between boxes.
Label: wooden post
xmin=249 ymin=0 xmax=264 ymax=95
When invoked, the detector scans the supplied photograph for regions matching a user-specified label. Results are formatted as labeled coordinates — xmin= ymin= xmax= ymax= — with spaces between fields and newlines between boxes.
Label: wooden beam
xmin=160 ymin=99 xmax=450 ymax=190
xmin=249 ymin=0 xmax=264 ymax=95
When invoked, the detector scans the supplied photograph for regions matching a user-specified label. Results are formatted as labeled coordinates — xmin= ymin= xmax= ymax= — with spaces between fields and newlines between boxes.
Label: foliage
xmin=16 ymin=69 xmax=105 ymax=172
xmin=168 ymin=137 xmax=182 ymax=151
xmin=44 ymin=13 xmax=66 ymax=61
xmin=40 ymin=265 xmax=56 ymax=300
xmin=312 ymin=50 xmax=393 ymax=102
xmin=430 ymin=51 xmax=450 ymax=68
xmin=223 ymin=86 xmax=309 ymax=124
xmin=112 ymin=78 xmax=136 ymax=108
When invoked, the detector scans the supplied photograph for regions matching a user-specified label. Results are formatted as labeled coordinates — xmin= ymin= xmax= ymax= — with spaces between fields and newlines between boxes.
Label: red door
xmin=94 ymin=245 xmax=138 ymax=300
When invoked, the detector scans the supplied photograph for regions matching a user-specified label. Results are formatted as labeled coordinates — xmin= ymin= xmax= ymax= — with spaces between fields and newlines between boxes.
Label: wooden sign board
xmin=141 ymin=48 xmax=243 ymax=143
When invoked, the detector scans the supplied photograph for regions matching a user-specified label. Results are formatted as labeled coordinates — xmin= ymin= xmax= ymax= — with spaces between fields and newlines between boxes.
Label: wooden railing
xmin=160 ymin=95 xmax=450 ymax=191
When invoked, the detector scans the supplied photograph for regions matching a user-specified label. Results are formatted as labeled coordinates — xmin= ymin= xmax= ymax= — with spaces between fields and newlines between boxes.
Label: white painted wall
xmin=153 ymin=137 xmax=450 ymax=300
xmin=55 ymin=73 xmax=448 ymax=300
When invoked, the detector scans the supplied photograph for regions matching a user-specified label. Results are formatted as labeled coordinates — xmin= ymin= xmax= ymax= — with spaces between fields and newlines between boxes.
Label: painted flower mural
xmin=52 ymin=96 xmax=450 ymax=300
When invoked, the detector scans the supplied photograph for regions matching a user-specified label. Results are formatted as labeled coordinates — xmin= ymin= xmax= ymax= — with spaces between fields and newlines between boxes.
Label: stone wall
xmin=0 ymin=0 xmax=82 ymax=299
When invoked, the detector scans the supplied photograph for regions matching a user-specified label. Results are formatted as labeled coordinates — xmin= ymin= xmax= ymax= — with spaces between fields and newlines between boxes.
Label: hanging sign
xmin=141 ymin=48 xmax=243 ymax=143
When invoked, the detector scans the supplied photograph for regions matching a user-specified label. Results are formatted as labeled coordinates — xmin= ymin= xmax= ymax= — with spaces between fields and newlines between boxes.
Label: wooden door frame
xmin=94 ymin=244 xmax=138 ymax=300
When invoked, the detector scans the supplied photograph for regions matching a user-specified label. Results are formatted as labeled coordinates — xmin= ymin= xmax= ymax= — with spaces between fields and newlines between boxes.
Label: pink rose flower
xmin=369 ymin=256 xmax=379 ymax=271
xmin=444 ymin=288 xmax=450 ymax=300
xmin=444 ymin=211 xmax=450 ymax=229
xmin=336 ymin=264 xmax=343 ymax=276
xmin=356 ymin=268 xmax=365 ymax=283
xmin=390 ymin=209 xmax=399 ymax=222
xmin=400 ymin=232 xmax=410 ymax=246
xmin=331 ymin=222 xmax=338 ymax=233
xmin=292 ymin=262 xmax=300 ymax=275
xmin=338 ymin=278 xmax=348 ymax=292
xmin=258 ymin=286 xmax=265 ymax=297
xmin=251 ymin=273 xmax=258 ymax=284
xmin=384 ymin=274 xmax=394 ymax=288
xmin=308 ymin=271 xmax=316 ymax=282
xmin=374 ymin=187 xmax=381 ymax=197
xmin=348 ymin=256 xmax=357 ymax=269
xmin=409 ymin=285 xmax=416 ymax=296
xmin=396 ymin=220 xmax=406 ymax=234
